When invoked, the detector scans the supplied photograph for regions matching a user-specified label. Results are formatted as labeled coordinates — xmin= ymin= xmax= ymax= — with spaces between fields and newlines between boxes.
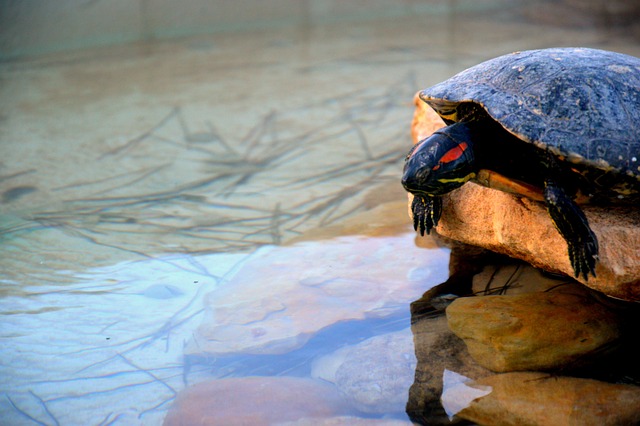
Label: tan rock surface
xmin=409 ymin=94 xmax=640 ymax=301
xmin=410 ymin=91 xmax=447 ymax=145
xmin=164 ymin=377 xmax=352 ymax=426
xmin=437 ymin=184 xmax=640 ymax=301
xmin=276 ymin=416 xmax=411 ymax=426
xmin=457 ymin=372 xmax=640 ymax=426
xmin=446 ymin=285 xmax=623 ymax=372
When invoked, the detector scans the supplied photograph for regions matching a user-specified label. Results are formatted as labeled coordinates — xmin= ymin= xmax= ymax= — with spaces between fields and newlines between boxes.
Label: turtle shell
xmin=420 ymin=47 xmax=640 ymax=177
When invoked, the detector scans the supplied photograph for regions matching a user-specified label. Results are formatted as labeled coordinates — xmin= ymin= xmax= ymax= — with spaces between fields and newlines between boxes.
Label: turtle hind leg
xmin=543 ymin=179 xmax=599 ymax=280
xmin=411 ymin=195 xmax=442 ymax=236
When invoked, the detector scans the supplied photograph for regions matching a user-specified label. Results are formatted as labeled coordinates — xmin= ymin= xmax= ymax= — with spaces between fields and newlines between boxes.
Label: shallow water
xmin=2 ymin=3 xmax=640 ymax=425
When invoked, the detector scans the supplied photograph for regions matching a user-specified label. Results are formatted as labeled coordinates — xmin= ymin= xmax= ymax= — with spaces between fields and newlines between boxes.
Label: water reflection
xmin=0 ymin=251 xmax=242 ymax=424
xmin=407 ymin=249 xmax=640 ymax=425
xmin=1 ymin=224 xmax=450 ymax=424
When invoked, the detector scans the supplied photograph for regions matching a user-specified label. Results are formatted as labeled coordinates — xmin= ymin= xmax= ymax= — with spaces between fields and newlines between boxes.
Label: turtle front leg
xmin=411 ymin=195 xmax=442 ymax=236
xmin=543 ymin=179 xmax=598 ymax=280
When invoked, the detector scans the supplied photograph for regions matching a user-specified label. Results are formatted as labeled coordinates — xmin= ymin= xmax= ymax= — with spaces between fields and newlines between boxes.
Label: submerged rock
xmin=313 ymin=328 xmax=417 ymax=414
xmin=456 ymin=372 xmax=640 ymax=426
xmin=186 ymin=201 xmax=449 ymax=357
xmin=409 ymin=95 xmax=640 ymax=301
xmin=140 ymin=284 xmax=185 ymax=299
xmin=163 ymin=376 xmax=352 ymax=426
xmin=276 ymin=417 xmax=412 ymax=425
xmin=446 ymin=284 xmax=623 ymax=372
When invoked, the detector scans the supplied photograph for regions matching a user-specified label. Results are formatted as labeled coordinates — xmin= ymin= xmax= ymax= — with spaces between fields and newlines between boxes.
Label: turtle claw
xmin=544 ymin=178 xmax=599 ymax=280
xmin=569 ymin=236 xmax=598 ymax=281
xmin=411 ymin=195 xmax=442 ymax=236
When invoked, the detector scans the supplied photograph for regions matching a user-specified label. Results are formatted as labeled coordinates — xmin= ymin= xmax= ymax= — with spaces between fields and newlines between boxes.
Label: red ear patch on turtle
xmin=432 ymin=142 xmax=468 ymax=170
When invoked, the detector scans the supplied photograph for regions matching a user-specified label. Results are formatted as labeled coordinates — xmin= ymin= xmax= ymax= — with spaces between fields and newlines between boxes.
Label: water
xmin=2 ymin=3 xmax=640 ymax=425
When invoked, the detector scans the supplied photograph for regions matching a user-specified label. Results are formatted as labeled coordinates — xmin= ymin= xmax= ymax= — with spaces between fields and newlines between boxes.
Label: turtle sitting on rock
xmin=401 ymin=47 xmax=640 ymax=280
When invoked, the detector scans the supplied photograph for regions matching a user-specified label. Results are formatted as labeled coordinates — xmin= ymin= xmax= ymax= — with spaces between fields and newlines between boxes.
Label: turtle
xmin=401 ymin=47 xmax=640 ymax=280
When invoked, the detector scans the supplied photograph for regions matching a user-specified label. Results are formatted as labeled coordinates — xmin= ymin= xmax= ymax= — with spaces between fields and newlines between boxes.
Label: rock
xmin=186 ymin=201 xmax=450 ymax=357
xmin=436 ymin=184 xmax=640 ymax=301
xmin=139 ymin=284 xmax=185 ymax=299
xmin=440 ymin=369 xmax=493 ymax=421
xmin=324 ymin=328 xmax=417 ymax=414
xmin=163 ymin=376 xmax=353 ymax=426
xmin=276 ymin=416 xmax=412 ymax=425
xmin=446 ymin=285 xmax=623 ymax=372
xmin=472 ymin=261 xmax=578 ymax=296
xmin=406 ymin=315 xmax=492 ymax=425
xmin=311 ymin=345 xmax=353 ymax=384
xmin=277 ymin=418 xmax=407 ymax=426
xmin=409 ymin=95 xmax=640 ymax=302
xmin=411 ymin=91 xmax=447 ymax=145
xmin=408 ymin=241 xmax=503 ymax=317
xmin=456 ymin=372 xmax=640 ymax=426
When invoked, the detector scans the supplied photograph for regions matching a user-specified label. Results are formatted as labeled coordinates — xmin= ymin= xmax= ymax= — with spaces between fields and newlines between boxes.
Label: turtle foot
xmin=568 ymin=234 xmax=599 ymax=281
xmin=411 ymin=195 xmax=442 ymax=236
xmin=544 ymin=178 xmax=599 ymax=280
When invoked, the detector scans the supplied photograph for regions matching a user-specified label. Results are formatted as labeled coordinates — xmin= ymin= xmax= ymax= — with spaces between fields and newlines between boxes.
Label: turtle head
xmin=401 ymin=123 xmax=476 ymax=196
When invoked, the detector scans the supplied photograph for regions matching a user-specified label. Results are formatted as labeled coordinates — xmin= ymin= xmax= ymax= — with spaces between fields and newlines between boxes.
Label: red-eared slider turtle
xmin=401 ymin=47 xmax=640 ymax=280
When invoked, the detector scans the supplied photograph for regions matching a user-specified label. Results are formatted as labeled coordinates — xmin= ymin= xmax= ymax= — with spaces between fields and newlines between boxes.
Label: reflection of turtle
xmin=402 ymin=47 xmax=640 ymax=280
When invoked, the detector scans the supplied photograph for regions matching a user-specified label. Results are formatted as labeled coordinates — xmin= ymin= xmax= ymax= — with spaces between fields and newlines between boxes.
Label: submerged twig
xmin=99 ymin=107 xmax=179 ymax=159
xmin=5 ymin=394 xmax=49 ymax=426
xmin=28 ymin=390 xmax=60 ymax=426
xmin=116 ymin=353 xmax=177 ymax=396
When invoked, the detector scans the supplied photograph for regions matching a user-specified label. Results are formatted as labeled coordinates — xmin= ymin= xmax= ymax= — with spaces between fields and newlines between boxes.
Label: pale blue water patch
xmin=0 ymin=233 xmax=448 ymax=425
xmin=0 ymin=251 xmax=250 ymax=426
